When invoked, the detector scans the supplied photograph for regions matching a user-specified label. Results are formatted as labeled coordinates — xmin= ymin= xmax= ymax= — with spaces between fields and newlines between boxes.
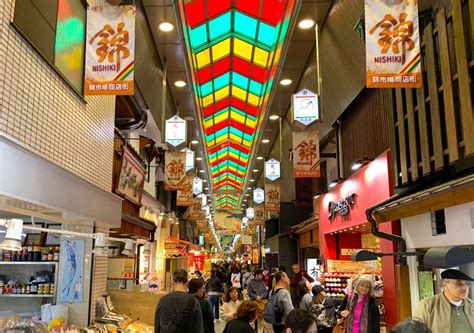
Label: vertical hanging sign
xmin=164 ymin=151 xmax=186 ymax=191
xmin=85 ymin=5 xmax=135 ymax=95
xmin=291 ymin=89 xmax=320 ymax=126
xmin=265 ymin=181 xmax=280 ymax=212
xmin=292 ymin=131 xmax=320 ymax=178
xmin=193 ymin=177 xmax=203 ymax=195
xmin=181 ymin=148 xmax=195 ymax=172
xmin=365 ymin=0 xmax=421 ymax=88
xmin=253 ymin=188 xmax=265 ymax=204
xmin=254 ymin=205 xmax=265 ymax=226
xmin=265 ymin=159 xmax=281 ymax=181
xmin=246 ymin=207 xmax=255 ymax=219
xmin=190 ymin=198 xmax=203 ymax=220
xmin=165 ymin=116 xmax=187 ymax=147
xmin=177 ymin=174 xmax=194 ymax=206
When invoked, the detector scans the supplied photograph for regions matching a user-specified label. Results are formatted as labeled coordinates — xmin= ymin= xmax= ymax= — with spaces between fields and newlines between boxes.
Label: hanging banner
xmin=85 ymin=5 xmax=135 ymax=95
xmin=292 ymin=131 xmax=321 ymax=178
xmin=265 ymin=181 xmax=280 ymax=212
xmin=365 ymin=0 xmax=421 ymax=88
xmin=165 ymin=115 xmax=187 ymax=147
xmin=181 ymin=148 xmax=195 ymax=172
xmin=241 ymin=235 xmax=252 ymax=245
xmin=164 ymin=151 xmax=186 ymax=191
xmin=214 ymin=212 xmax=241 ymax=235
xmin=265 ymin=159 xmax=281 ymax=181
xmin=198 ymin=193 xmax=207 ymax=207
xmin=116 ymin=146 xmax=146 ymax=205
xmin=291 ymin=89 xmax=319 ymax=126
xmin=253 ymin=188 xmax=265 ymax=204
xmin=254 ymin=205 xmax=265 ymax=226
xmin=190 ymin=198 xmax=204 ymax=220
xmin=177 ymin=174 xmax=194 ymax=206
xmin=246 ymin=207 xmax=255 ymax=219
xmin=193 ymin=177 xmax=203 ymax=195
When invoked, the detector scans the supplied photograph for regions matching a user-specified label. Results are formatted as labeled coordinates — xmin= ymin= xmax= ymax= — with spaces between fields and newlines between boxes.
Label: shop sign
xmin=198 ymin=193 xmax=207 ymax=207
xmin=252 ymin=248 xmax=260 ymax=264
xmin=246 ymin=207 xmax=255 ymax=219
xmin=265 ymin=159 xmax=281 ymax=181
xmin=193 ymin=177 xmax=203 ymax=195
xmin=265 ymin=181 xmax=280 ymax=212
xmin=165 ymin=115 xmax=187 ymax=147
xmin=292 ymin=131 xmax=320 ymax=178
xmin=176 ymin=174 xmax=194 ymax=206
xmin=254 ymin=205 xmax=265 ymax=226
xmin=328 ymin=194 xmax=356 ymax=220
xmin=181 ymin=148 xmax=195 ymax=172
xmin=253 ymin=188 xmax=264 ymax=204
xmin=194 ymin=255 xmax=205 ymax=272
xmin=241 ymin=235 xmax=252 ymax=245
xmin=117 ymin=146 xmax=146 ymax=205
xmin=190 ymin=198 xmax=204 ymax=220
xmin=164 ymin=151 xmax=186 ymax=191
xmin=326 ymin=259 xmax=378 ymax=273
xmin=365 ymin=0 xmax=421 ymax=88
xmin=85 ymin=5 xmax=135 ymax=95
xmin=291 ymin=89 xmax=319 ymax=126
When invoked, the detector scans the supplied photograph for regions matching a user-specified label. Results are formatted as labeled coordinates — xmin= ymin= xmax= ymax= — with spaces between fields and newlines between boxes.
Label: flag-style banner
xmin=365 ymin=0 xmax=421 ymax=88
xmin=265 ymin=181 xmax=280 ymax=212
xmin=190 ymin=198 xmax=204 ymax=220
xmin=165 ymin=152 xmax=186 ymax=191
xmin=292 ymin=131 xmax=320 ymax=178
xmin=254 ymin=205 xmax=265 ymax=226
xmin=85 ymin=5 xmax=135 ymax=95
xmin=177 ymin=174 xmax=194 ymax=206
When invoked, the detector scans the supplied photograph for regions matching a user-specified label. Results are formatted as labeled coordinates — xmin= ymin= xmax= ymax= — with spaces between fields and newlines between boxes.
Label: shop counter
xmin=107 ymin=289 xmax=166 ymax=325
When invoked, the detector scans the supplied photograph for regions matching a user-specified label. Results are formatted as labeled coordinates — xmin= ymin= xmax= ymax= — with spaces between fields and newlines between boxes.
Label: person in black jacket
xmin=189 ymin=278 xmax=215 ymax=333
xmin=206 ymin=269 xmax=224 ymax=322
xmin=339 ymin=277 xmax=380 ymax=333
xmin=223 ymin=300 xmax=260 ymax=333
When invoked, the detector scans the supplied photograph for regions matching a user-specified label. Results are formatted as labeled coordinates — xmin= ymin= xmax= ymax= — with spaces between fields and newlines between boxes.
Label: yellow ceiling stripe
xmin=214 ymin=111 xmax=229 ymax=124
xmin=214 ymin=86 xmax=229 ymax=102
xmin=254 ymin=47 xmax=269 ymax=67
xmin=230 ymin=110 xmax=246 ymax=124
xmin=229 ymin=133 xmax=243 ymax=144
xmin=202 ymin=94 xmax=214 ymax=107
xmin=247 ymin=92 xmax=260 ymax=106
xmin=243 ymin=139 xmax=252 ymax=147
xmin=212 ymin=38 xmax=231 ymax=62
xmin=233 ymin=38 xmax=253 ymax=62
xmin=216 ymin=133 xmax=228 ymax=144
xmin=232 ymin=86 xmax=247 ymax=101
xmin=196 ymin=49 xmax=210 ymax=69
xmin=229 ymin=151 xmax=240 ymax=160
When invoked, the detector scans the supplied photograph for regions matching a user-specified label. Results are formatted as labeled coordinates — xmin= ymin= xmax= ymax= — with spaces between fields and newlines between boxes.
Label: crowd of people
xmin=154 ymin=262 xmax=473 ymax=333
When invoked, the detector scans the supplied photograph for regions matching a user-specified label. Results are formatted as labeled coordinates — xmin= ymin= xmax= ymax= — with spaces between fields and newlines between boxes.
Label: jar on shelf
xmin=50 ymin=283 xmax=55 ymax=294
xmin=47 ymin=248 xmax=53 ymax=261
xmin=53 ymin=247 xmax=60 ymax=261
xmin=41 ymin=248 xmax=48 ymax=262
xmin=27 ymin=246 xmax=33 ymax=261
xmin=33 ymin=246 xmax=42 ymax=262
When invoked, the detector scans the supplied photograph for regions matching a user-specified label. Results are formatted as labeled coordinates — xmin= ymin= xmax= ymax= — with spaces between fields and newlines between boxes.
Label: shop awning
xmin=288 ymin=215 xmax=318 ymax=235
xmin=373 ymin=174 xmax=474 ymax=223
xmin=166 ymin=236 xmax=201 ymax=252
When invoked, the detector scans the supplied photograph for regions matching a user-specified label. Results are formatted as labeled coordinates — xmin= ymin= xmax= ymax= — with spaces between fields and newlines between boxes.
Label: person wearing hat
xmin=307 ymin=284 xmax=339 ymax=333
xmin=414 ymin=269 xmax=473 ymax=333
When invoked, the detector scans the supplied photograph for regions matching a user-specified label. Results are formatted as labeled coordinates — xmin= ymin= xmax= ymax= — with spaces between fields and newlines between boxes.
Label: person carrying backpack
xmin=264 ymin=271 xmax=294 ymax=333
xmin=154 ymin=269 xmax=204 ymax=333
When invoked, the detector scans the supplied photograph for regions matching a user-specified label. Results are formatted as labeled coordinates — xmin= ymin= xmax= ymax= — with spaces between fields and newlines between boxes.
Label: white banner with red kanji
xmin=85 ymin=5 xmax=135 ymax=95
xmin=365 ymin=0 xmax=421 ymax=88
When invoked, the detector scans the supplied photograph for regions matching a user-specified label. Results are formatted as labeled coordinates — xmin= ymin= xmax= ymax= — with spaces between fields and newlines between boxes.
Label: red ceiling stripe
xmin=210 ymin=155 xmax=247 ymax=168
xmin=229 ymin=119 xmax=255 ymax=135
xmin=207 ymin=0 xmax=232 ymax=20
xmin=202 ymin=98 xmax=230 ymax=118
xmin=208 ymin=142 xmax=228 ymax=155
xmin=196 ymin=57 xmax=231 ymax=85
xmin=229 ymin=141 xmax=250 ymax=155
xmin=232 ymin=56 xmax=268 ymax=83
xmin=261 ymin=0 xmax=286 ymax=25
xmin=205 ymin=119 xmax=227 ymax=135
xmin=184 ymin=0 xmax=206 ymax=28
xmin=234 ymin=0 xmax=260 ymax=20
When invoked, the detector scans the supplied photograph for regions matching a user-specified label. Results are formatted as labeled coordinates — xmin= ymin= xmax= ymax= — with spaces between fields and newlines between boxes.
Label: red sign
xmin=194 ymin=255 xmax=205 ymax=271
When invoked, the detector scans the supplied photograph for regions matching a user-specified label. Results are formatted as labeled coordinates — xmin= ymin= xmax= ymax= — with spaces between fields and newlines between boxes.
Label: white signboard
xmin=292 ymin=89 xmax=319 ymax=126
xmin=181 ymin=148 xmax=195 ymax=172
xmin=241 ymin=217 xmax=249 ymax=226
xmin=198 ymin=193 xmax=207 ymax=207
xmin=241 ymin=235 xmax=252 ymax=245
xmin=165 ymin=115 xmax=187 ymax=147
xmin=265 ymin=159 xmax=281 ymax=181
xmin=193 ymin=177 xmax=203 ymax=195
xmin=246 ymin=207 xmax=255 ymax=219
xmin=253 ymin=188 xmax=264 ymax=204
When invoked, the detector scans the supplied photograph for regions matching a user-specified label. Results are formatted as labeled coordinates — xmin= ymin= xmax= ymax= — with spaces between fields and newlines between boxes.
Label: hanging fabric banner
xmin=254 ymin=205 xmax=265 ymax=226
xmin=265 ymin=181 xmax=280 ymax=212
xmin=85 ymin=5 xmax=135 ymax=95
xmin=292 ymin=131 xmax=321 ymax=178
xmin=164 ymin=151 xmax=186 ymax=191
xmin=177 ymin=174 xmax=194 ymax=206
xmin=190 ymin=198 xmax=204 ymax=220
xmin=365 ymin=0 xmax=421 ymax=88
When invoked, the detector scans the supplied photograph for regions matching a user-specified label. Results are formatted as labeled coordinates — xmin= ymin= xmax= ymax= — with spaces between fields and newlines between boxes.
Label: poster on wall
xmin=59 ymin=239 xmax=84 ymax=303
xmin=292 ymin=131 xmax=321 ymax=178
xmin=164 ymin=151 xmax=186 ymax=191
xmin=85 ymin=5 xmax=135 ymax=95
xmin=117 ymin=147 xmax=146 ymax=205
xmin=291 ymin=89 xmax=319 ymax=126
xmin=265 ymin=181 xmax=280 ymax=212
xmin=177 ymin=174 xmax=194 ymax=206
xmin=365 ymin=0 xmax=421 ymax=88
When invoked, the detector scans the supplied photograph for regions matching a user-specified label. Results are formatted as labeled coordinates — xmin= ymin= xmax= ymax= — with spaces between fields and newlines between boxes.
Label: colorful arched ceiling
xmin=177 ymin=0 xmax=297 ymax=211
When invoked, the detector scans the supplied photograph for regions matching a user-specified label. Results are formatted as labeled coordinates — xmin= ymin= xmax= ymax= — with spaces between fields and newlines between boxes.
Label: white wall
xmin=401 ymin=202 xmax=474 ymax=249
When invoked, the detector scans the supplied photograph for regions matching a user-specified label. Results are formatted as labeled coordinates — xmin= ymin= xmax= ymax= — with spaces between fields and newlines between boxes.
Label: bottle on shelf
xmin=41 ymin=248 xmax=48 ymax=262
xmin=53 ymin=247 xmax=60 ymax=261
xmin=47 ymin=247 xmax=53 ymax=261
xmin=27 ymin=246 xmax=33 ymax=261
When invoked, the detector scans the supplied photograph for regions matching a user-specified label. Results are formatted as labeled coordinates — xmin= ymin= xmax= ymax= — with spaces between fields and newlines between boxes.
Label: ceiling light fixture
xmin=298 ymin=19 xmax=315 ymax=29
xmin=329 ymin=178 xmax=344 ymax=189
xmin=253 ymin=169 xmax=259 ymax=173
xmin=262 ymin=139 xmax=270 ymax=144
xmin=190 ymin=140 xmax=199 ymax=145
xmin=351 ymin=157 xmax=373 ymax=171
xmin=269 ymin=114 xmax=280 ymax=120
xmin=199 ymin=170 xmax=205 ymax=173
xmin=257 ymin=156 xmax=264 ymax=160
xmin=280 ymin=79 xmax=292 ymax=86
xmin=159 ymin=22 xmax=174 ymax=32
xmin=174 ymin=80 xmax=186 ymax=87
xmin=196 ymin=157 xmax=203 ymax=161
xmin=250 ymin=179 xmax=255 ymax=182
xmin=203 ymin=179 xmax=207 ymax=183
xmin=247 ymin=187 xmax=252 ymax=190
xmin=184 ymin=116 xmax=194 ymax=121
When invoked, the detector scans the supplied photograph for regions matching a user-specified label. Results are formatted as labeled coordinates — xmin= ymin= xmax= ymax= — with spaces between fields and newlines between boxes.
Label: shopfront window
xmin=13 ymin=0 xmax=86 ymax=93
